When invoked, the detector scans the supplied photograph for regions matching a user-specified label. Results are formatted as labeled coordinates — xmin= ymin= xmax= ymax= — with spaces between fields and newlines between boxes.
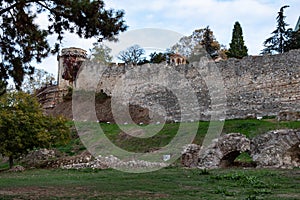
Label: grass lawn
xmin=1 ymin=119 xmax=300 ymax=199
xmin=0 ymin=168 xmax=299 ymax=200
xmin=60 ymin=119 xmax=300 ymax=154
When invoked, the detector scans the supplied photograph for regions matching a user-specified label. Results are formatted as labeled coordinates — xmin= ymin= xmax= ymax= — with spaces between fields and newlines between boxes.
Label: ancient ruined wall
xmin=219 ymin=49 xmax=300 ymax=119
xmin=75 ymin=49 xmax=300 ymax=121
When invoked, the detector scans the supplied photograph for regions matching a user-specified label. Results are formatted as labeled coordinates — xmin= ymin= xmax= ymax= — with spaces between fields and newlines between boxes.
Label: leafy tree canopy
xmin=200 ymin=26 xmax=220 ymax=58
xmin=171 ymin=27 xmax=221 ymax=59
xmin=89 ymin=42 xmax=113 ymax=64
xmin=0 ymin=91 xmax=70 ymax=168
xmin=21 ymin=68 xmax=56 ymax=94
xmin=0 ymin=0 xmax=127 ymax=91
xmin=149 ymin=52 xmax=167 ymax=64
xmin=227 ymin=21 xmax=248 ymax=59
xmin=171 ymin=29 xmax=205 ymax=57
xmin=118 ymin=45 xmax=145 ymax=65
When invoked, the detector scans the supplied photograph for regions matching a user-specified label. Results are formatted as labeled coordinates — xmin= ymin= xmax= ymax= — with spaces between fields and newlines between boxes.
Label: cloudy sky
xmin=37 ymin=0 xmax=300 ymax=76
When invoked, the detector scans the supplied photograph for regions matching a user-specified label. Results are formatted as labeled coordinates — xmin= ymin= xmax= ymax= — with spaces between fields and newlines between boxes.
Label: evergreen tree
xmin=227 ymin=22 xmax=248 ymax=58
xmin=261 ymin=5 xmax=290 ymax=54
xmin=285 ymin=27 xmax=300 ymax=51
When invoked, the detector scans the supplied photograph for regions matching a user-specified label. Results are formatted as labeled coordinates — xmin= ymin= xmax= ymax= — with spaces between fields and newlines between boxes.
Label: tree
xmin=219 ymin=45 xmax=229 ymax=60
xmin=21 ymin=69 xmax=56 ymax=94
xmin=137 ymin=58 xmax=150 ymax=65
xmin=0 ymin=92 xmax=70 ymax=168
xmin=89 ymin=42 xmax=113 ymax=64
xmin=171 ymin=29 xmax=205 ymax=57
xmin=118 ymin=45 xmax=145 ymax=65
xmin=201 ymin=26 xmax=220 ymax=58
xmin=261 ymin=5 xmax=291 ymax=54
xmin=285 ymin=28 xmax=300 ymax=51
xmin=149 ymin=52 xmax=167 ymax=64
xmin=0 ymin=1 xmax=127 ymax=91
xmin=227 ymin=22 xmax=248 ymax=59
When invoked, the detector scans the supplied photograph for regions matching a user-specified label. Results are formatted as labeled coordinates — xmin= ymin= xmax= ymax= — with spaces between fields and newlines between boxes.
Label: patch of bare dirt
xmin=0 ymin=187 xmax=169 ymax=200
xmin=0 ymin=186 xmax=90 ymax=199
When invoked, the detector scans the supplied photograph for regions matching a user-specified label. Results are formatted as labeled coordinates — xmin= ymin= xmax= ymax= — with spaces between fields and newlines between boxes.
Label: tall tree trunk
xmin=9 ymin=156 xmax=14 ymax=169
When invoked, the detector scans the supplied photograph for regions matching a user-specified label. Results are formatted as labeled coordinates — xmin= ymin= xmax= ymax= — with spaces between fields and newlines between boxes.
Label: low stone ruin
xmin=8 ymin=165 xmax=25 ymax=172
xmin=181 ymin=144 xmax=201 ymax=168
xmin=276 ymin=111 xmax=300 ymax=121
xmin=181 ymin=129 xmax=300 ymax=169
xmin=45 ymin=151 xmax=93 ymax=168
xmin=61 ymin=155 xmax=168 ymax=171
xmin=11 ymin=129 xmax=300 ymax=171
xmin=197 ymin=133 xmax=251 ymax=169
xmin=251 ymin=129 xmax=300 ymax=168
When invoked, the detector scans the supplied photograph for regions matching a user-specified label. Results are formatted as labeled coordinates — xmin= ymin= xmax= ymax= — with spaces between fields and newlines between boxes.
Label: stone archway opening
xmin=219 ymin=151 xmax=241 ymax=168
xmin=198 ymin=133 xmax=251 ymax=169
xmin=220 ymin=151 xmax=256 ymax=168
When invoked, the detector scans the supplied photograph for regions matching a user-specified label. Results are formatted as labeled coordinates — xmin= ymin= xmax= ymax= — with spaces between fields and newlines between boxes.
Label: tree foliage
xmin=118 ymin=45 xmax=145 ymax=65
xmin=0 ymin=92 xmax=70 ymax=168
xmin=0 ymin=0 xmax=127 ymax=90
xmin=285 ymin=24 xmax=300 ymax=51
xmin=21 ymin=69 xmax=56 ymax=94
xmin=149 ymin=52 xmax=167 ymax=64
xmin=89 ymin=42 xmax=113 ymax=64
xmin=227 ymin=22 xmax=248 ymax=59
xmin=261 ymin=5 xmax=291 ymax=54
xmin=172 ymin=27 xmax=221 ymax=59
xmin=201 ymin=26 xmax=220 ymax=58
xmin=171 ymin=29 xmax=205 ymax=57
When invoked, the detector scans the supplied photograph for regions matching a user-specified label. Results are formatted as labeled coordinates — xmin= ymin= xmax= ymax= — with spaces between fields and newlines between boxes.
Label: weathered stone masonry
xmin=83 ymin=49 xmax=300 ymax=121
xmin=39 ymin=48 xmax=300 ymax=121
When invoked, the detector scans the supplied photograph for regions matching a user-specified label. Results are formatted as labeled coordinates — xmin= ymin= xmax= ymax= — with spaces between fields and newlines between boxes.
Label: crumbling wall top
xmin=61 ymin=47 xmax=87 ymax=58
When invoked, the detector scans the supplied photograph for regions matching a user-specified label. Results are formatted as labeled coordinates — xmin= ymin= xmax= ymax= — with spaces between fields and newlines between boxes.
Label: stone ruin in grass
xmin=182 ymin=130 xmax=300 ymax=169
xmin=14 ymin=129 xmax=300 ymax=170
xmin=251 ymin=129 xmax=300 ymax=168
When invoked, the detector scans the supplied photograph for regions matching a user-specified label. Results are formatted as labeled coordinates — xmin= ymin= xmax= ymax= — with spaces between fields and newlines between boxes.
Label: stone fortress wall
xmin=73 ymin=48 xmax=300 ymax=121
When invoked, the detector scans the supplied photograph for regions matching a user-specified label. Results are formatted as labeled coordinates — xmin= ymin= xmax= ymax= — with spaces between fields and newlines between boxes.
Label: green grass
xmin=56 ymin=126 xmax=86 ymax=156
xmin=235 ymin=152 xmax=253 ymax=163
xmin=0 ymin=168 xmax=299 ymax=199
xmin=55 ymin=119 xmax=300 ymax=155
xmin=1 ymin=119 xmax=300 ymax=199
xmin=222 ymin=119 xmax=300 ymax=138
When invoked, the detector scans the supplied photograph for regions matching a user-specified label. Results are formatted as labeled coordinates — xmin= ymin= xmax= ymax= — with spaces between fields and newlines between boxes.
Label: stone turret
xmin=36 ymin=47 xmax=87 ymax=110
xmin=57 ymin=47 xmax=87 ymax=89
